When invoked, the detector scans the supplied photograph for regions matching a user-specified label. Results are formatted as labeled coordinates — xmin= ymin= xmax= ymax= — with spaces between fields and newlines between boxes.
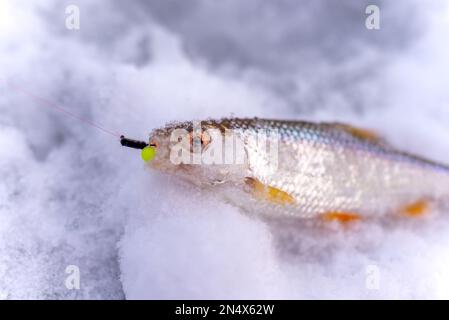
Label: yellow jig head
xmin=141 ymin=146 xmax=156 ymax=162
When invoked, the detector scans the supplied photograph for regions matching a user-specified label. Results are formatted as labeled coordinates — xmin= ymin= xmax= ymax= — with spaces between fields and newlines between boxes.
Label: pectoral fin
xmin=322 ymin=211 xmax=361 ymax=224
xmin=400 ymin=199 xmax=430 ymax=217
xmin=245 ymin=177 xmax=295 ymax=205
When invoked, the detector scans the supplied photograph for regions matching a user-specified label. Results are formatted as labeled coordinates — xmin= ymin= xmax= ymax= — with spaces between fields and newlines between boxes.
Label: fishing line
xmin=3 ymin=79 xmax=154 ymax=160
xmin=6 ymin=80 xmax=121 ymax=138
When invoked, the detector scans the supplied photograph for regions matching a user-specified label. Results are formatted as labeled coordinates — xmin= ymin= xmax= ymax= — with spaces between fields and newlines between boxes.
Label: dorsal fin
xmin=326 ymin=122 xmax=388 ymax=147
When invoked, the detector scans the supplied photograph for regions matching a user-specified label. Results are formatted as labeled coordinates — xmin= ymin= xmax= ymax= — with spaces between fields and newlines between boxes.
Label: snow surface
xmin=1 ymin=0 xmax=449 ymax=299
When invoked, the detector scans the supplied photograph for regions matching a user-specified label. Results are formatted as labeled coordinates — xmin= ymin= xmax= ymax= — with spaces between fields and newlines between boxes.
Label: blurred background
xmin=1 ymin=0 xmax=449 ymax=299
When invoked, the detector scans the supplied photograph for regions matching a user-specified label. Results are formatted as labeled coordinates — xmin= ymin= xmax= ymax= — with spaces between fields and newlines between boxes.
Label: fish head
xmin=147 ymin=120 xmax=249 ymax=187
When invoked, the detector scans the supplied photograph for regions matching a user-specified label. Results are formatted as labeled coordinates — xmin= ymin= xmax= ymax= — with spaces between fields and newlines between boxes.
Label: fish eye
xmin=200 ymin=131 xmax=211 ymax=147
xmin=188 ymin=131 xmax=212 ymax=151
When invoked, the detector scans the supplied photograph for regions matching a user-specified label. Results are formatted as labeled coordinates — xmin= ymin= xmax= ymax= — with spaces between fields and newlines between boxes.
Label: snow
xmin=1 ymin=0 xmax=449 ymax=299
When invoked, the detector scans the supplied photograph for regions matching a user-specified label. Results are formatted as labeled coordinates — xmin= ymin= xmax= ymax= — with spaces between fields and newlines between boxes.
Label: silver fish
xmin=147 ymin=118 xmax=449 ymax=221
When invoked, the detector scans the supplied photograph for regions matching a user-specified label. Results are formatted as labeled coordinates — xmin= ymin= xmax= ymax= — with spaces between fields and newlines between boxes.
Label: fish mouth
xmin=149 ymin=159 xmax=191 ymax=174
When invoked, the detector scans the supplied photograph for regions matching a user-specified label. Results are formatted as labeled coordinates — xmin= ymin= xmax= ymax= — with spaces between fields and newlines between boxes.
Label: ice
xmin=1 ymin=0 xmax=449 ymax=299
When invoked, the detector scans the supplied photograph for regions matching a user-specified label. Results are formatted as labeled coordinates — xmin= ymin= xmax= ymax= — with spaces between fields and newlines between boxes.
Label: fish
xmin=145 ymin=118 xmax=449 ymax=222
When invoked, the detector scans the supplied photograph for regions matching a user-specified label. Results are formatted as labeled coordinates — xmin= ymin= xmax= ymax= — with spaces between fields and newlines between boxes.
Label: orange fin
xmin=245 ymin=177 xmax=295 ymax=205
xmin=322 ymin=211 xmax=361 ymax=224
xmin=331 ymin=123 xmax=385 ymax=145
xmin=400 ymin=200 xmax=429 ymax=217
